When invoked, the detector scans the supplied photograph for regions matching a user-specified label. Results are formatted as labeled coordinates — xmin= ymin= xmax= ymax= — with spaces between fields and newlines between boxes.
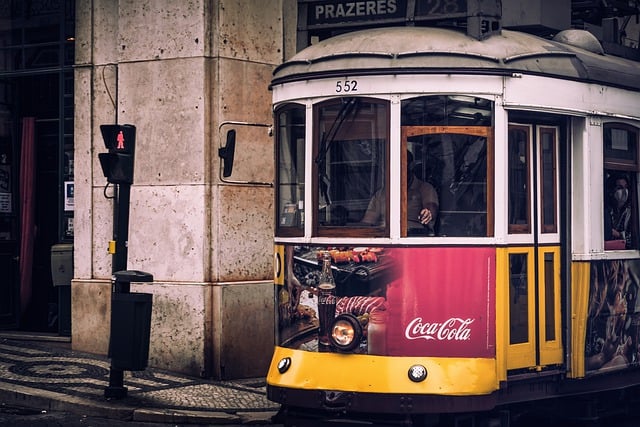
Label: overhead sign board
xmin=306 ymin=0 xmax=407 ymax=26
xmin=303 ymin=0 xmax=474 ymax=28
xmin=297 ymin=0 xmax=501 ymax=45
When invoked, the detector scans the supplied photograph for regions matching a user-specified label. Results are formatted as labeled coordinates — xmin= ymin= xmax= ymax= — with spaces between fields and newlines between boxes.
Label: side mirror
xmin=218 ymin=129 xmax=236 ymax=178
xmin=217 ymin=121 xmax=272 ymax=186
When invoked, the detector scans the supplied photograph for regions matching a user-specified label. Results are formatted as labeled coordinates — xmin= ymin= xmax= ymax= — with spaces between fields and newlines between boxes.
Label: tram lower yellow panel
xmin=569 ymin=261 xmax=590 ymax=379
xmin=267 ymin=347 xmax=499 ymax=395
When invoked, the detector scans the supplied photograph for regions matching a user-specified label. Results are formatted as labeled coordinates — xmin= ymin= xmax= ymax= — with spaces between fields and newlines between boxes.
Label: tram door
xmin=505 ymin=124 xmax=563 ymax=371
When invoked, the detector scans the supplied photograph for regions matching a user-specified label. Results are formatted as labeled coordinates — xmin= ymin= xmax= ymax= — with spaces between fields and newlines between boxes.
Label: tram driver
xmin=361 ymin=150 xmax=439 ymax=235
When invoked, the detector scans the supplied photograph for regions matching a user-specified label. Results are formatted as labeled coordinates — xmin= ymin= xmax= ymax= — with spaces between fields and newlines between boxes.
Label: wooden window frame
xmin=312 ymin=98 xmax=390 ymax=238
xmin=539 ymin=126 xmax=558 ymax=234
xmin=508 ymin=124 xmax=532 ymax=234
xmin=400 ymin=125 xmax=494 ymax=237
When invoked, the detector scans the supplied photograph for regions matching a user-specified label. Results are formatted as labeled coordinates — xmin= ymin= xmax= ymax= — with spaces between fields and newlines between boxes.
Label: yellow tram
xmin=266 ymin=25 xmax=640 ymax=426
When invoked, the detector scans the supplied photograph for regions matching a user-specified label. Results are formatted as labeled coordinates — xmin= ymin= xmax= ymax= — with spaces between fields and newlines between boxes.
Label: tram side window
xmin=401 ymin=95 xmax=492 ymax=237
xmin=603 ymin=123 xmax=639 ymax=251
xmin=275 ymin=104 xmax=305 ymax=237
xmin=314 ymin=98 xmax=389 ymax=237
xmin=508 ymin=125 xmax=532 ymax=234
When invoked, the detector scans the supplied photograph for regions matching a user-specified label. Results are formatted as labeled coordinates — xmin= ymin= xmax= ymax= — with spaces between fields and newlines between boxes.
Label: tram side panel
xmin=270 ymin=244 xmax=498 ymax=397
xmin=583 ymin=259 xmax=640 ymax=375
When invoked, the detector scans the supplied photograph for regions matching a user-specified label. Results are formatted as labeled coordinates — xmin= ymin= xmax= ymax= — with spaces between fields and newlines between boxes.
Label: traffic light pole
xmin=98 ymin=124 xmax=137 ymax=399
xmin=104 ymin=180 xmax=131 ymax=399
xmin=112 ymin=183 xmax=130 ymax=283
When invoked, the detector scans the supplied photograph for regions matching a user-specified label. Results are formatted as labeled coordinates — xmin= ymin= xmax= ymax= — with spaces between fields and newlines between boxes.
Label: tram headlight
xmin=330 ymin=313 xmax=363 ymax=352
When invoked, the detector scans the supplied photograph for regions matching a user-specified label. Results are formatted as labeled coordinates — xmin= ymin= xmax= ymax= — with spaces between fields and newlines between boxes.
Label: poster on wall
xmin=276 ymin=245 xmax=496 ymax=358
xmin=64 ymin=181 xmax=74 ymax=211
xmin=65 ymin=216 xmax=74 ymax=238
xmin=0 ymin=192 xmax=10 ymax=213
xmin=0 ymin=164 xmax=9 ymax=192
xmin=586 ymin=259 xmax=640 ymax=373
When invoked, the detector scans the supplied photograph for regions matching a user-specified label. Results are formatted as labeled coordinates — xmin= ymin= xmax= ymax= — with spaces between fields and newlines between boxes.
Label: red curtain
xmin=18 ymin=117 xmax=35 ymax=317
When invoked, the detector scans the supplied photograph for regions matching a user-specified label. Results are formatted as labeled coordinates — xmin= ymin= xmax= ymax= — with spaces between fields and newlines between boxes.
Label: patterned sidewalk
xmin=0 ymin=337 xmax=280 ymax=424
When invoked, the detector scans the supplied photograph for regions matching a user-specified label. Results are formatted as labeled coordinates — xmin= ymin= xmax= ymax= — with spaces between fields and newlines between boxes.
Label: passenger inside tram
xmin=605 ymin=172 xmax=633 ymax=250
xmin=361 ymin=150 xmax=439 ymax=235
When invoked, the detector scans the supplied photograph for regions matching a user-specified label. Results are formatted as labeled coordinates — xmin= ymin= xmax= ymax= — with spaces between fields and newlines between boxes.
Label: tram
xmin=266 ymin=24 xmax=640 ymax=426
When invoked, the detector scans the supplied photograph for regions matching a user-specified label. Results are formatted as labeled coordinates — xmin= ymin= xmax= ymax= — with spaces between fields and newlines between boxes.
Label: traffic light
xmin=99 ymin=124 xmax=136 ymax=185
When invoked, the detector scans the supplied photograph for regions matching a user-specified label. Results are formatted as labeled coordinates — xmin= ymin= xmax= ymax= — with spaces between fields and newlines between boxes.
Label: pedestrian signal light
xmin=99 ymin=124 xmax=136 ymax=184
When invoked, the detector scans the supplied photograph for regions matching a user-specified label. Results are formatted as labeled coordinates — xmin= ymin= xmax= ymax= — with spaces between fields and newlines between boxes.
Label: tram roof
xmin=272 ymin=26 xmax=640 ymax=92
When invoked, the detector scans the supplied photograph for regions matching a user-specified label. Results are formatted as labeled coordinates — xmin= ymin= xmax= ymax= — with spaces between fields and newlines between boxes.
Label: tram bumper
xmin=268 ymin=383 xmax=498 ymax=417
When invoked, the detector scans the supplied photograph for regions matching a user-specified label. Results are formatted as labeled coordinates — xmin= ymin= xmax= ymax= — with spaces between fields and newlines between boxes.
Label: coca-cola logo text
xmin=405 ymin=317 xmax=474 ymax=341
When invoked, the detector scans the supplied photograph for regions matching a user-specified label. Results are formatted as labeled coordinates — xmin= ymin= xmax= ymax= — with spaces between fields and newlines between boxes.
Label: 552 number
xmin=335 ymin=80 xmax=358 ymax=93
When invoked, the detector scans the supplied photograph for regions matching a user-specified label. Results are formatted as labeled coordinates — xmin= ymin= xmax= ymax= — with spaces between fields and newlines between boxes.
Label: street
xmin=0 ymin=403 xmax=280 ymax=427
xmin=4 ymin=402 xmax=640 ymax=427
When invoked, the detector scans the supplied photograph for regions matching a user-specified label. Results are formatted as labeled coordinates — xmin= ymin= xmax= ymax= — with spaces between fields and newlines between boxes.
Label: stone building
xmin=0 ymin=0 xmax=295 ymax=380
xmin=72 ymin=0 xmax=298 ymax=379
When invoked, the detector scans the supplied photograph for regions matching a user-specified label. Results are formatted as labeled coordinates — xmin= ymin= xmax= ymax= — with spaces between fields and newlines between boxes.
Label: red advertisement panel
xmin=277 ymin=245 xmax=496 ymax=358
xmin=385 ymin=247 xmax=496 ymax=357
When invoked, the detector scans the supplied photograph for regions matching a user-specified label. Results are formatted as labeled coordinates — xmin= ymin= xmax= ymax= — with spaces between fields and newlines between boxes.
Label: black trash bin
xmin=108 ymin=270 xmax=153 ymax=371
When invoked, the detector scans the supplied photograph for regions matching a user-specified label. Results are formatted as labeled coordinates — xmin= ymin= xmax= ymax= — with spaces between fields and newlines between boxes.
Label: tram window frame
xmin=401 ymin=126 xmax=494 ymax=238
xmin=508 ymin=124 xmax=532 ymax=234
xmin=603 ymin=122 xmax=639 ymax=251
xmin=312 ymin=97 xmax=390 ymax=238
xmin=275 ymin=103 xmax=306 ymax=237
xmin=400 ymin=95 xmax=494 ymax=238
xmin=604 ymin=123 xmax=639 ymax=170
xmin=539 ymin=126 xmax=558 ymax=234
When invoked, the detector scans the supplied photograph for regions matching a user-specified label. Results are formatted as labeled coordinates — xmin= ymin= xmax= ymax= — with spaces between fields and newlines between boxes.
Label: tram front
xmin=268 ymin=27 xmax=503 ymax=422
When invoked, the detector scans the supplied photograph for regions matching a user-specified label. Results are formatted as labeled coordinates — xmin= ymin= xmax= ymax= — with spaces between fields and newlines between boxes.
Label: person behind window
xmin=361 ymin=150 xmax=439 ymax=234
xmin=605 ymin=174 xmax=632 ymax=249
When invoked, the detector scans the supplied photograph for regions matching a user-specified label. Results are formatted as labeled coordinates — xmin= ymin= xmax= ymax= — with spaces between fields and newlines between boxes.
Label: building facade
xmin=70 ymin=0 xmax=299 ymax=379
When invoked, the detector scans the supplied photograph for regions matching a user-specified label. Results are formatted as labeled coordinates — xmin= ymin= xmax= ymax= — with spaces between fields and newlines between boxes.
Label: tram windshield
xmin=315 ymin=98 xmax=389 ymax=236
xmin=275 ymin=95 xmax=494 ymax=238
xmin=401 ymin=95 xmax=492 ymax=237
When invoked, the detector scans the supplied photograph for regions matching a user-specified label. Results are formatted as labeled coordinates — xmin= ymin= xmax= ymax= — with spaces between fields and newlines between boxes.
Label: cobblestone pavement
xmin=0 ymin=337 xmax=280 ymax=424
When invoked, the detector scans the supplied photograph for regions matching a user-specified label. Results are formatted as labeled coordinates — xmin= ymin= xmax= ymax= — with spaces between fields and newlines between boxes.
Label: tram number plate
xmin=420 ymin=0 xmax=466 ymax=15
xmin=335 ymin=79 xmax=358 ymax=93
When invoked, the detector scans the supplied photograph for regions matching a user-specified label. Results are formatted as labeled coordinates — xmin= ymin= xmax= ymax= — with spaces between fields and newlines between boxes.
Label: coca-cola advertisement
xmin=385 ymin=246 xmax=496 ymax=357
xmin=276 ymin=245 xmax=496 ymax=357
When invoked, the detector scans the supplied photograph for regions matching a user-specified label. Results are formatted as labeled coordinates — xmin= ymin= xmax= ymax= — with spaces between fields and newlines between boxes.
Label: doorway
xmin=505 ymin=123 xmax=564 ymax=371
xmin=0 ymin=1 xmax=75 ymax=334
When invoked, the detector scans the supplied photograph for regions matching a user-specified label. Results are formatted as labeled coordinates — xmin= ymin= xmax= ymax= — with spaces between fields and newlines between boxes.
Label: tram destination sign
xmin=302 ymin=0 xmax=470 ymax=28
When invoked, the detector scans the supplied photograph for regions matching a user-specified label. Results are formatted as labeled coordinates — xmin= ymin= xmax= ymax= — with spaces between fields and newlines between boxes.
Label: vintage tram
xmin=266 ymin=24 xmax=640 ymax=426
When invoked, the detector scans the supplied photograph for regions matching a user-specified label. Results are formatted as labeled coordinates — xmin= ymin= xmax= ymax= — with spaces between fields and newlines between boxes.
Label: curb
xmin=0 ymin=380 xmax=278 ymax=424
xmin=0 ymin=380 xmax=133 ymax=420
xmin=133 ymin=408 xmax=278 ymax=425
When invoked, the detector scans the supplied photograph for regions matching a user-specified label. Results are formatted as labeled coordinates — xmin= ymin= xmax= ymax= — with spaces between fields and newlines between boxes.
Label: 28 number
xmin=335 ymin=80 xmax=358 ymax=93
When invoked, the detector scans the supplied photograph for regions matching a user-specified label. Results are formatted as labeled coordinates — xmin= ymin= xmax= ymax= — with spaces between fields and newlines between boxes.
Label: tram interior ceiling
xmin=296 ymin=0 xmax=640 ymax=57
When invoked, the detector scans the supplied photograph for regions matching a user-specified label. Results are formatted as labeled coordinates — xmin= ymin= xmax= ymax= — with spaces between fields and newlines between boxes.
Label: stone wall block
xmin=216 ymin=185 xmax=274 ymax=282
xmin=218 ymin=0 xmax=283 ymax=64
xmin=214 ymin=58 xmax=274 ymax=188
xmin=71 ymin=280 xmax=111 ymax=355
xmin=142 ymin=282 xmax=210 ymax=376
xmin=127 ymin=185 xmax=207 ymax=283
xmin=91 ymin=187 xmax=116 ymax=280
xmin=214 ymin=281 xmax=274 ymax=379
xmin=74 ymin=67 xmax=93 ymax=280
xmin=116 ymin=59 xmax=207 ymax=186
xmin=118 ymin=0 xmax=206 ymax=62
